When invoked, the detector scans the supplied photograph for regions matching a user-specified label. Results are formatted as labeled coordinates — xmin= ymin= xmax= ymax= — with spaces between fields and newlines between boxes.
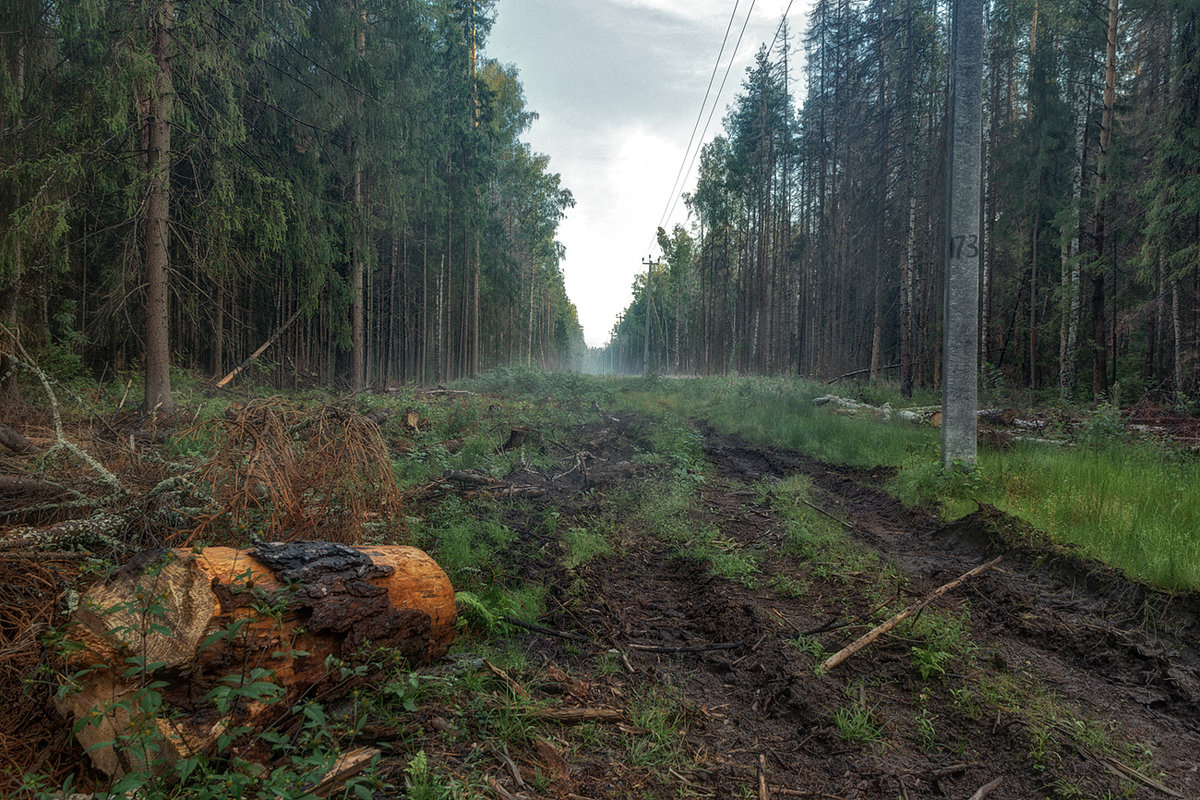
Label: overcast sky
xmin=486 ymin=0 xmax=811 ymax=347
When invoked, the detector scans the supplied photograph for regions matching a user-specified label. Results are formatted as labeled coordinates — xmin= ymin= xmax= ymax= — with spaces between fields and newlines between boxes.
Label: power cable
xmin=651 ymin=0 xmax=758 ymax=251
xmin=650 ymin=0 xmax=744 ymax=242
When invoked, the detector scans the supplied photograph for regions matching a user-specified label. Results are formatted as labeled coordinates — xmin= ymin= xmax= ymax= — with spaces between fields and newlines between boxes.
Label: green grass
xmin=620 ymin=374 xmax=1200 ymax=593
xmin=622 ymin=375 xmax=935 ymax=469
xmin=977 ymin=442 xmax=1200 ymax=591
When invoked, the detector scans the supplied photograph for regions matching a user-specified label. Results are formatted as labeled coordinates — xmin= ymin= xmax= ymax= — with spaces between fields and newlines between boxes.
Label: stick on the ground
xmin=819 ymin=557 xmax=1001 ymax=672
xmin=1103 ymin=757 xmax=1184 ymax=798
xmin=485 ymin=660 xmax=531 ymax=699
xmin=503 ymin=615 xmax=591 ymax=641
xmin=757 ymin=754 xmax=770 ymax=800
xmin=801 ymin=499 xmax=852 ymax=528
xmin=966 ymin=777 xmax=1003 ymax=800
xmin=628 ymin=641 xmax=742 ymax=654
xmin=530 ymin=707 xmax=624 ymax=723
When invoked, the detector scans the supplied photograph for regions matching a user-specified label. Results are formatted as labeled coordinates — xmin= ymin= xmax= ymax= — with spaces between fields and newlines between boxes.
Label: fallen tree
xmin=813 ymin=395 xmax=1017 ymax=427
xmin=57 ymin=541 xmax=456 ymax=777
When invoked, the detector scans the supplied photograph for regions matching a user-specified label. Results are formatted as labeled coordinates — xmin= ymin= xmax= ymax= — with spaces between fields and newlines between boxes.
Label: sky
xmin=486 ymin=0 xmax=811 ymax=348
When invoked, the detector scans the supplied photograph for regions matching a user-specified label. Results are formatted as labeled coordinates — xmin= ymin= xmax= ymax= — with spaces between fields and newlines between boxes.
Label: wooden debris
xmin=0 ymin=423 xmax=39 ymax=455
xmin=1103 ymin=757 xmax=1184 ymax=798
xmin=814 ymin=395 xmax=1019 ymax=430
xmin=308 ymin=747 xmax=379 ymax=798
xmin=966 ymin=777 xmax=1003 ymax=800
xmin=486 ymin=660 xmax=531 ymax=698
xmin=215 ymin=308 xmax=300 ymax=389
xmin=59 ymin=542 xmax=455 ymax=777
xmin=757 ymin=753 xmax=770 ymax=800
xmin=530 ymin=707 xmax=624 ymax=724
xmin=819 ymin=557 xmax=1001 ymax=672
xmin=487 ymin=775 xmax=524 ymax=800
xmin=533 ymin=738 xmax=571 ymax=782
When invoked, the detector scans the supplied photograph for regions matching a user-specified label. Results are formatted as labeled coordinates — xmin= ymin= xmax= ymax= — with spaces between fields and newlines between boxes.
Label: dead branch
xmin=3 ymin=333 xmax=124 ymax=496
xmin=825 ymin=364 xmax=899 ymax=385
xmin=1102 ymin=757 xmax=1183 ymax=798
xmin=966 ymin=777 xmax=1003 ymax=800
xmin=530 ymin=707 xmax=624 ymax=723
xmin=627 ymin=641 xmax=742 ymax=654
xmin=308 ymin=747 xmax=379 ymax=798
xmin=819 ymin=557 xmax=1002 ymax=672
xmin=215 ymin=308 xmax=301 ymax=389
xmin=0 ymin=512 xmax=128 ymax=553
xmin=0 ymin=474 xmax=83 ymax=498
xmin=485 ymin=660 xmax=531 ymax=699
xmin=503 ymin=616 xmax=591 ymax=642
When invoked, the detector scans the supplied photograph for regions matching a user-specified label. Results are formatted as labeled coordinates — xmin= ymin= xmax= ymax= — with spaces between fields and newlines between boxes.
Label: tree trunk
xmin=143 ymin=0 xmax=174 ymax=414
xmin=1091 ymin=0 xmax=1119 ymax=400
xmin=350 ymin=1 xmax=367 ymax=390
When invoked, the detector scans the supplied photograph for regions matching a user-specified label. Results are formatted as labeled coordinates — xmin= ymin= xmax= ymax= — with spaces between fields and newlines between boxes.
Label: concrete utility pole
xmin=642 ymin=256 xmax=656 ymax=378
xmin=942 ymin=0 xmax=984 ymax=469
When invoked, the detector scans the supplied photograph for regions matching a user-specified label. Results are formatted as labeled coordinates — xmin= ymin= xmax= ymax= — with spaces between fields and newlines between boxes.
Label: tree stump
xmin=57 ymin=542 xmax=455 ymax=777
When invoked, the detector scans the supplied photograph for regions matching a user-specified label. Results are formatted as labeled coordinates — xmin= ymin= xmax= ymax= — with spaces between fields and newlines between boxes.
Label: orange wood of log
xmin=58 ymin=544 xmax=455 ymax=777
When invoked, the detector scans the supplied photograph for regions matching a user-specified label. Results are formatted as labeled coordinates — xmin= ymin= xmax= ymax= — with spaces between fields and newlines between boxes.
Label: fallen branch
xmin=801 ymin=499 xmax=852 ymax=528
xmin=530 ymin=707 xmax=623 ymax=724
xmin=627 ymin=641 xmax=742 ymax=654
xmin=7 ymin=335 xmax=124 ymax=496
xmin=966 ymin=777 xmax=1003 ymax=800
xmin=819 ymin=557 xmax=1002 ymax=672
xmin=486 ymin=775 xmax=525 ymax=800
xmin=0 ymin=474 xmax=83 ymax=498
xmin=307 ymin=747 xmax=379 ymax=798
xmin=0 ymin=512 xmax=128 ymax=553
xmin=485 ymin=660 xmax=531 ymax=699
xmin=502 ymin=615 xmax=590 ymax=642
xmin=215 ymin=308 xmax=301 ymax=389
xmin=1102 ymin=757 xmax=1183 ymax=798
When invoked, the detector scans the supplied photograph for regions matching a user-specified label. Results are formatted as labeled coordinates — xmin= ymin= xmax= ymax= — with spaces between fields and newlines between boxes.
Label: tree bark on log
xmin=58 ymin=542 xmax=455 ymax=777
xmin=0 ymin=422 xmax=38 ymax=455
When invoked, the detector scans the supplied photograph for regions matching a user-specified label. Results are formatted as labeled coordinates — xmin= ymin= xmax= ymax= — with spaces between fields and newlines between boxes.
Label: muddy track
xmin=511 ymin=414 xmax=1200 ymax=800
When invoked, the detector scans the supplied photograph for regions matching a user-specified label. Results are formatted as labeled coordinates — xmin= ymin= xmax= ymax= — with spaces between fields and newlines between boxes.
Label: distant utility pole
xmin=642 ymin=256 xmax=656 ymax=378
xmin=942 ymin=0 xmax=984 ymax=469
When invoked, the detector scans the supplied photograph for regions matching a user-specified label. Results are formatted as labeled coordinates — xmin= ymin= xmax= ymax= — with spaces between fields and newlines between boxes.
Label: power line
xmin=767 ymin=0 xmax=799 ymax=55
xmin=650 ymin=0 xmax=744 ymax=241
xmin=649 ymin=1 xmax=802 ymax=255
xmin=653 ymin=0 xmax=758 ymax=248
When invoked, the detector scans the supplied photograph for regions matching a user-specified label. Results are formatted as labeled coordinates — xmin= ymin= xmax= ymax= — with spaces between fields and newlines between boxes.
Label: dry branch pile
xmin=181 ymin=400 xmax=406 ymax=545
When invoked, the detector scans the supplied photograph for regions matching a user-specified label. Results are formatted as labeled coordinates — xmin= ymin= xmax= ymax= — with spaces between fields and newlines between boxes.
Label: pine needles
xmin=181 ymin=399 xmax=406 ymax=545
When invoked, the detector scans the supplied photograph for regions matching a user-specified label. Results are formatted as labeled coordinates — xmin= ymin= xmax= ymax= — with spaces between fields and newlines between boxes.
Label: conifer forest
xmin=7 ymin=2 xmax=1200 ymax=798
xmin=1 ymin=0 xmax=582 ymax=412
xmin=607 ymin=0 xmax=1200 ymax=405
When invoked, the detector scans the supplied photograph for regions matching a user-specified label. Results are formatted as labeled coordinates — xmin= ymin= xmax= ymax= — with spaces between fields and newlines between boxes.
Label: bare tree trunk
xmin=1091 ymin=0 xmax=1119 ymax=400
xmin=1059 ymin=97 xmax=1087 ymax=395
xmin=899 ymin=0 xmax=915 ymax=397
xmin=143 ymin=0 xmax=174 ymax=414
xmin=349 ymin=1 xmax=367 ymax=390
xmin=1173 ymin=280 xmax=1184 ymax=395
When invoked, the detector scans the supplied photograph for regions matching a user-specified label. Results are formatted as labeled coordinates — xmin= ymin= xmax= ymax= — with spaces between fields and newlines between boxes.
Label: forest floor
xmin=2 ymin=374 xmax=1199 ymax=799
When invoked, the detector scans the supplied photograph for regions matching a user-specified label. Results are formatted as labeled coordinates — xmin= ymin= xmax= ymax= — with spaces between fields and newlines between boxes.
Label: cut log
xmin=58 ymin=542 xmax=455 ymax=777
